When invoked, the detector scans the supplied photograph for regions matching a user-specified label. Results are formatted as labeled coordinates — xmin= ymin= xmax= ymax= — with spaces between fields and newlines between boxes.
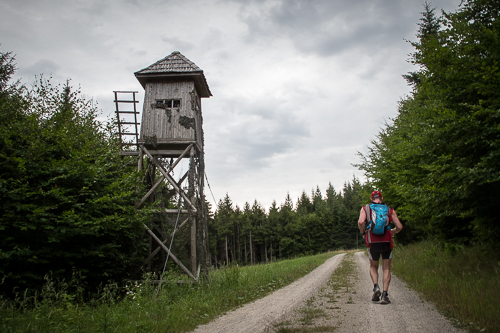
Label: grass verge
xmin=0 ymin=251 xmax=340 ymax=332
xmin=392 ymin=241 xmax=500 ymax=333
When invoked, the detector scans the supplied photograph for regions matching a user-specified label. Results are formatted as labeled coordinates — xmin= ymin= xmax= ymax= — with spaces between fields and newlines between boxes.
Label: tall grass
xmin=0 ymin=251 xmax=339 ymax=332
xmin=392 ymin=241 xmax=500 ymax=333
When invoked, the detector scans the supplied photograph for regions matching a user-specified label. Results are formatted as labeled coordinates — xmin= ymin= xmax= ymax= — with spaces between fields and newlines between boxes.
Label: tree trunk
xmin=270 ymin=239 xmax=273 ymax=262
xmin=244 ymin=238 xmax=247 ymax=264
xmin=232 ymin=234 xmax=236 ymax=263
xmin=238 ymin=227 xmax=242 ymax=261
xmin=261 ymin=243 xmax=265 ymax=263
xmin=249 ymin=230 xmax=253 ymax=265
xmin=265 ymin=239 xmax=268 ymax=264
xmin=225 ymin=235 xmax=229 ymax=266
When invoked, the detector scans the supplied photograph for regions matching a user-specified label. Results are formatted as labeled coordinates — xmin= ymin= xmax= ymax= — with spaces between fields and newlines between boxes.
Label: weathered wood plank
xmin=151 ymin=209 xmax=189 ymax=214
xmin=144 ymin=224 xmax=197 ymax=281
xmin=120 ymin=149 xmax=186 ymax=156
xmin=141 ymin=81 xmax=197 ymax=142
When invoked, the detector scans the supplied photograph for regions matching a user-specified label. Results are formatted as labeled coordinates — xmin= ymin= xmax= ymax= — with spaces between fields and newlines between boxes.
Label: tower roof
xmin=134 ymin=51 xmax=212 ymax=97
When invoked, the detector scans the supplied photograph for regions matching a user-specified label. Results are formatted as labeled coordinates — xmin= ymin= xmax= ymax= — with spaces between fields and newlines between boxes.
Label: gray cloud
xmin=161 ymin=36 xmax=195 ymax=52
xmin=1 ymin=0 xmax=463 ymax=209
xmin=206 ymin=96 xmax=311 ymax=178
xmin=238 ymin=0 xmax=454 ymax=57
xmin=17 ymin=59 xmax=61 ymax=79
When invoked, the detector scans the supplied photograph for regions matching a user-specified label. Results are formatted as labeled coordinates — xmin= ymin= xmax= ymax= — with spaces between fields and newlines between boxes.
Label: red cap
xmin=371 ymin=191 xmax=382 ymax=200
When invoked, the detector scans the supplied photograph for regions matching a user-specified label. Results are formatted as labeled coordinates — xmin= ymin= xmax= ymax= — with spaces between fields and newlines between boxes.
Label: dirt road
xmin=191 ymin=252 xmax=465 ymax=333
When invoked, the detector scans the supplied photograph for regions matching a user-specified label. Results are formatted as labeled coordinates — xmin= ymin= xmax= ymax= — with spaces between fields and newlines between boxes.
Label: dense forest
xmin=207 ymin=179 xmax=369 ymax=268
xmin=1 ymin=0 xmax=499 ymax=296
xmin=0 ymin=51 xmax=149 ymax=294
xmin=357 ymin=0 xmax=500 ymax=247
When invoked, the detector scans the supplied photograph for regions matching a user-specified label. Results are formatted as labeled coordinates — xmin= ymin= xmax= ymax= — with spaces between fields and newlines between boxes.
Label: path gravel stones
xmin=190 ymin=252 xmax=466 ymax=333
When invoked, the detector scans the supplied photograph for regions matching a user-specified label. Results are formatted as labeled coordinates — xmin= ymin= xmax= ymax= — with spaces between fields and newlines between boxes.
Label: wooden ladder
xmin=114 ymin=91 xmax=140 ymax=150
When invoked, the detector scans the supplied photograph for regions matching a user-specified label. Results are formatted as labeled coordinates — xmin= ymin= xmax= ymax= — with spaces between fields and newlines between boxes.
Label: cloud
xmin=206 ymin=95 xmax=311 ymax=176
xmin=1 ymin=0 xmax=463 ymax=210
xmin=17 ymin=59 xmax=61 ymax=80
xmin=238 ymin=0 xmax=450 ymax=58
xmin=160 ymin=36 xmax=195 ymax=52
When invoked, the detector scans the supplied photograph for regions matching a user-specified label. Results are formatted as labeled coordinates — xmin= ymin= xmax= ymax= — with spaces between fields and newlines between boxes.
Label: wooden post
xmin=197 ymin=150 xmax=210 ymax=278
xmin=189 ymin=146 xmax=197 ymax=274
xmin=148 ymin=233 xmax=152 ymax=272
xmin=138 ymin=148 xmax=143 ymax=172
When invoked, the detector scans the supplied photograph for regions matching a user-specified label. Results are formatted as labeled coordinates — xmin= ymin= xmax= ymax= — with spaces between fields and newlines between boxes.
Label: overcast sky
xmin=1 ymin=0 xmax=462 ymax=211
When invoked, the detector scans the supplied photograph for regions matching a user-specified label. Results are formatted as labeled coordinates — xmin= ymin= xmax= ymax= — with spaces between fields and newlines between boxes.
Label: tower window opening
xmin=155 ymin=99 xmax=180 ymax=109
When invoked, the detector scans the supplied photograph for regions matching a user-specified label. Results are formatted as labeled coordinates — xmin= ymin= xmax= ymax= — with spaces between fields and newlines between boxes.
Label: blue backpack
xmin=365 ymin=204 xmax=391 ymax=236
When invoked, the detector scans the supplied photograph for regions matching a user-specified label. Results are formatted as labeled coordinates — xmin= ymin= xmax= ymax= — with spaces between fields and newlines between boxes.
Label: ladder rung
xmin=116 ymin=111 xmax=140 ymax=114
xmin=119 ymin=122 xmax=141 ymax=125
xmin=114 ymin=100 xmax=139 ymax=103
xmin=114 ymin=91 xmax=138 ymax=93
xmin=121 ymin=143 xmax=139 ymax=146
xmin=120 ymin=133 xmax=139 ymax=136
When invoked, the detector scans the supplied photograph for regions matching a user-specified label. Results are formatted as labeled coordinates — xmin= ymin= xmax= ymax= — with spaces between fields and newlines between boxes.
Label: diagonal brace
xmin=135 ymin=144 xmax=194 ymax=209
xmin=140 ymin=145 xmax=197 ymax=213
xmin=144 ymin=224 xmax=197 ymax=281
xmin=136 ymin=217 xmax=189 ymax=273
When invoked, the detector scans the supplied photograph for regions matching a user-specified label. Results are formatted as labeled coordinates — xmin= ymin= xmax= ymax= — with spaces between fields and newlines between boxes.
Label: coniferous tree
xmin=0 ymin=52 xmax=147 ymax=293
xmin=359 ymin=0 xmax=500 ymax=245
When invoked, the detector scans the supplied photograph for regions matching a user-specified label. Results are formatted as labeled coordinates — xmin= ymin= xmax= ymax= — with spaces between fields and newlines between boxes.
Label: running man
xmin=358 ymin=190 xmax=403 ymax=304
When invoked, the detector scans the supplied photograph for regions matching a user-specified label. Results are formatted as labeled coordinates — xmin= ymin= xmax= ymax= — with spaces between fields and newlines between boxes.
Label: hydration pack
xmin=365 ymin=203 xmax=391 ymax=236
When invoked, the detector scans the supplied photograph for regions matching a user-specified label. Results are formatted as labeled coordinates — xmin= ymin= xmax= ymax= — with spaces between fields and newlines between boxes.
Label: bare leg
xmin=382 ymin=258 xmax=392 ymax=291
xmin=369 ymin=259 xmax=379 ymax=286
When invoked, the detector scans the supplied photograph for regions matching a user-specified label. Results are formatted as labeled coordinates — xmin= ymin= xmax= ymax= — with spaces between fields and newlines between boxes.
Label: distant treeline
xmin=207 ymin=178 xmax=369 ymax=267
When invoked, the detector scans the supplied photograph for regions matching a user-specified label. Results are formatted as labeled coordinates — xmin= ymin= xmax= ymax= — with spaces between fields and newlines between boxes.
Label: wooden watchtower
xmin=123 ymin=51 xmax=212 ymax=281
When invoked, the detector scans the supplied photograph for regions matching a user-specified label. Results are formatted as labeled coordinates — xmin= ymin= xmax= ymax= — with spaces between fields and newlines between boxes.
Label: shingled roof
xmin=135 ymin=51 xmax=201 ymax=74
xmin=134 ymin=51 xmax=212 ymax=97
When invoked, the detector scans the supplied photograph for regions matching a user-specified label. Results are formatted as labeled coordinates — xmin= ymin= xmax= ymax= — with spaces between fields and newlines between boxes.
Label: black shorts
xmin=368 ymin=242 xmax=392 ymax=261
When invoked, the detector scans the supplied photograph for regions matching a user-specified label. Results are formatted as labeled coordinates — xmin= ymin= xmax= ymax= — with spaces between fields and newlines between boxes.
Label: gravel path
xmin=191 ymin=253 xmax=345 ymax=333
xmin=190 ymin=251 xmax=466 ymax=333
xmin=330 ymin=252 xmax=466 ymax=332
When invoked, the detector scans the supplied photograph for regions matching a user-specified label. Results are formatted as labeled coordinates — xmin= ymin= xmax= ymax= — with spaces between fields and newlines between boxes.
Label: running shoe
xmin=372 ymin=286 xmax=381 ymax=302
xmin=380 ymin=293 xmax=391 ymax=304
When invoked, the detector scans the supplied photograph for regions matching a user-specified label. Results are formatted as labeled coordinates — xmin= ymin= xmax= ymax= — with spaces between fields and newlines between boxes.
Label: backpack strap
xmin=364 ymin=204 xmax=372 ymax=230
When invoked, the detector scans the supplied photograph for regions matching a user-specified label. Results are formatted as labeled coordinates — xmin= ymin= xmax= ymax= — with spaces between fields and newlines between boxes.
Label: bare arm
xmin=390 ymin=210 xmax=403 ymax=235
xmin=358 ymin=207 xmax=366 ymax=235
